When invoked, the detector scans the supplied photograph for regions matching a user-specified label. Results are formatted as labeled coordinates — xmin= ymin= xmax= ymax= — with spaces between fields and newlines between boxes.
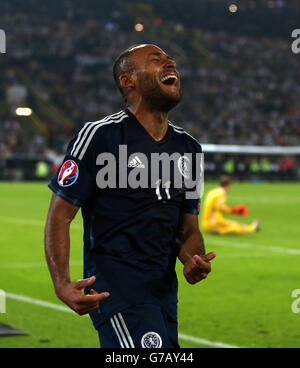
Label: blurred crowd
xmin=0 ymin=1 xmax=299 ymax=165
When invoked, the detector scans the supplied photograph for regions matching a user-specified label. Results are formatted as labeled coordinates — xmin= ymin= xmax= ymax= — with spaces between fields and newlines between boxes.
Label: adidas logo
xmin=128 ymin=155 xmax=145 ymax=168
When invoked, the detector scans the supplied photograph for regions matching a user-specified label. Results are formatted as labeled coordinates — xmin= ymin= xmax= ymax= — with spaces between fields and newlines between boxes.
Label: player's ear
xmin=119 ymin=72 xmax=135 ymax=90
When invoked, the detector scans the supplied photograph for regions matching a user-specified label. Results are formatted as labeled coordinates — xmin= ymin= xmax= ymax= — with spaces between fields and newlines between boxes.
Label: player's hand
xmin=232 ymin=204 xmax=249 ymax=216
xmin=183 ymin=252 xmax=216 ymax=285
xmin=55 ymin=276 xmax=110 ymax=316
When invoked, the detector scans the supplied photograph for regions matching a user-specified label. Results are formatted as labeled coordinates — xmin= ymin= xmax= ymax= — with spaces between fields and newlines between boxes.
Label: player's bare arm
xmin=177 ymin=212 xmax=216 ymax=285
xmin=44 ymin=193 xmax=109 ymax=315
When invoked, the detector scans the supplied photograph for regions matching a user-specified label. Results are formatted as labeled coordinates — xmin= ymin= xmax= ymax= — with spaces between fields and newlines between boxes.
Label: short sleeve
xmin=48 ymin=125 xmax=102 ymax=207
xmin=182 ymin=197 xmax=201 ymax=215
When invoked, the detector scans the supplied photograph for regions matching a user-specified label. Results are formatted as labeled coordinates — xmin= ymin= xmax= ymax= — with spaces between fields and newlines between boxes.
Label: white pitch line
xmin=6 ymin=292 xmax=76 ymax=315
xmin=178 ymin=333 xmax=240 ymax=349
xmin=237 ymin=199 xmax=300 ymax=205
xmin=1 ymin=216 xmax=299 ymax=256
xmin=5 ymin=292 xmax=241 ymax=348
xmin=227 ymin=196 xmax=300 ymax=204
xmin=218 ymin=252 xmax=292 ymax=259
xmin=0 ymin=252 xmax=292 ymax=270
xmin=1 ymin=216 xmax=296 ymax=346
xmin=207 ymin=238 xmax=300 ymax=255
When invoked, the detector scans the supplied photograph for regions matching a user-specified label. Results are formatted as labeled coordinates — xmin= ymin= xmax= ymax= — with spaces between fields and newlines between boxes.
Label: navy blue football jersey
xmin=49 ymin=109 xmax=202 ymax=328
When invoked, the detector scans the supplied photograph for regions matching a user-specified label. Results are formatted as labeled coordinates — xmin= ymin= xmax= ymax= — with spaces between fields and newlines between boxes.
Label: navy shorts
xmin=97 ymin=303 xmax=179 ymax=348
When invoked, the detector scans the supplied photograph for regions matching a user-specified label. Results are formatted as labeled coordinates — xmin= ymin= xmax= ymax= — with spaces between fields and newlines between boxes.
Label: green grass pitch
xmin=0 ymin=181 xmax=299 ymax=348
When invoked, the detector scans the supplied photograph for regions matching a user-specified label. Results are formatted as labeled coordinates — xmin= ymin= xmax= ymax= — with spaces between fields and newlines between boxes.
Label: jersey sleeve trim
xmin=48 ymin=182 xmax=84 ymax=207
xmin=182 ymin=207 xmax=200 ymax=215
xmin=70 ymin=111 xmax=128 ymax=160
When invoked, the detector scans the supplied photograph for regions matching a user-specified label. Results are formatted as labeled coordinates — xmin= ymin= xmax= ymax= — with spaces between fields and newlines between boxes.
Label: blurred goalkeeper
xmin=201 ymin=176 xmax=259 ymax=235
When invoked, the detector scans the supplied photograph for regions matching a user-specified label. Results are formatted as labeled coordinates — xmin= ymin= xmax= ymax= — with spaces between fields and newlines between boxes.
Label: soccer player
xmin=201 ymin=175 xmax=259 ymax=235
xmin=44 ymin=44 xmax=216 ymax=348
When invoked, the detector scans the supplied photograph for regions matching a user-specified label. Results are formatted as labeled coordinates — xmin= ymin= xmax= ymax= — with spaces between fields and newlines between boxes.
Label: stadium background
xmin=0 ymin=0 xmax=299 ymax=348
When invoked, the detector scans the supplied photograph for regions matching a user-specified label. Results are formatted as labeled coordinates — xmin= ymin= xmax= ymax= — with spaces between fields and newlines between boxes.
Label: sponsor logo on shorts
xmin=141 ymin=331 xmax=162 ymax=348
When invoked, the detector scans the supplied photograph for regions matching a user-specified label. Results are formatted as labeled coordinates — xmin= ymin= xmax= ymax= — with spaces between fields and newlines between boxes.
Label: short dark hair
xmin=219 ymin=175 xmax=232 ymax=188
xmin=113 ymin=46 xmax=137 ymax=98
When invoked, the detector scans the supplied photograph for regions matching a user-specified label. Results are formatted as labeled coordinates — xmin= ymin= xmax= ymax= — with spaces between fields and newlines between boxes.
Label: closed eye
xmin=150 ymin=57 xmax=161 ymax=63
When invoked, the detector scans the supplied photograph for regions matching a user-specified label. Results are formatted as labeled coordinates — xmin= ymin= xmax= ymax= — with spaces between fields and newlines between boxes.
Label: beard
xmin=137 ymin=72 xmax=182 ymax=113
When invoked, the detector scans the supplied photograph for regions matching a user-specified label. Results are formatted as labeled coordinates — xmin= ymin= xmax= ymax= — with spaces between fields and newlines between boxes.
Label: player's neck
xmin=127 ymin=103 xmax=169 ymax=142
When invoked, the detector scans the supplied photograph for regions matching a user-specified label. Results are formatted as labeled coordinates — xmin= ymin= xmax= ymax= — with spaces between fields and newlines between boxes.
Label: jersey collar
xmin=125 ymin=108 xmax=173 ymax=146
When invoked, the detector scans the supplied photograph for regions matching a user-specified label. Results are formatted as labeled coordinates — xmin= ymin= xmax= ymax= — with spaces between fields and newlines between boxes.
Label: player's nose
xmin=164 ymin=57 xmax=177 ymax=70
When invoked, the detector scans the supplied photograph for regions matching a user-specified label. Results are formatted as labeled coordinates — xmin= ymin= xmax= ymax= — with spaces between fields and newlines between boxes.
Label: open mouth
xmin=161 ymin=74 xmax=178 ymax=86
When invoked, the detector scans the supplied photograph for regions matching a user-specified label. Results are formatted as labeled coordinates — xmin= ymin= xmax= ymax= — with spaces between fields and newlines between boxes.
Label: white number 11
xmin=155 ymin=180 xmax=171 ymax=201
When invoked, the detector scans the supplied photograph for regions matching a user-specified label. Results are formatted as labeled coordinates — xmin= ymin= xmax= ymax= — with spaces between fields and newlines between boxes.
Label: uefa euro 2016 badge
xmin=141 ymin=331 xmax=162 ymax=348
xmin=58 ymin=160 xmax=79 ymax=187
